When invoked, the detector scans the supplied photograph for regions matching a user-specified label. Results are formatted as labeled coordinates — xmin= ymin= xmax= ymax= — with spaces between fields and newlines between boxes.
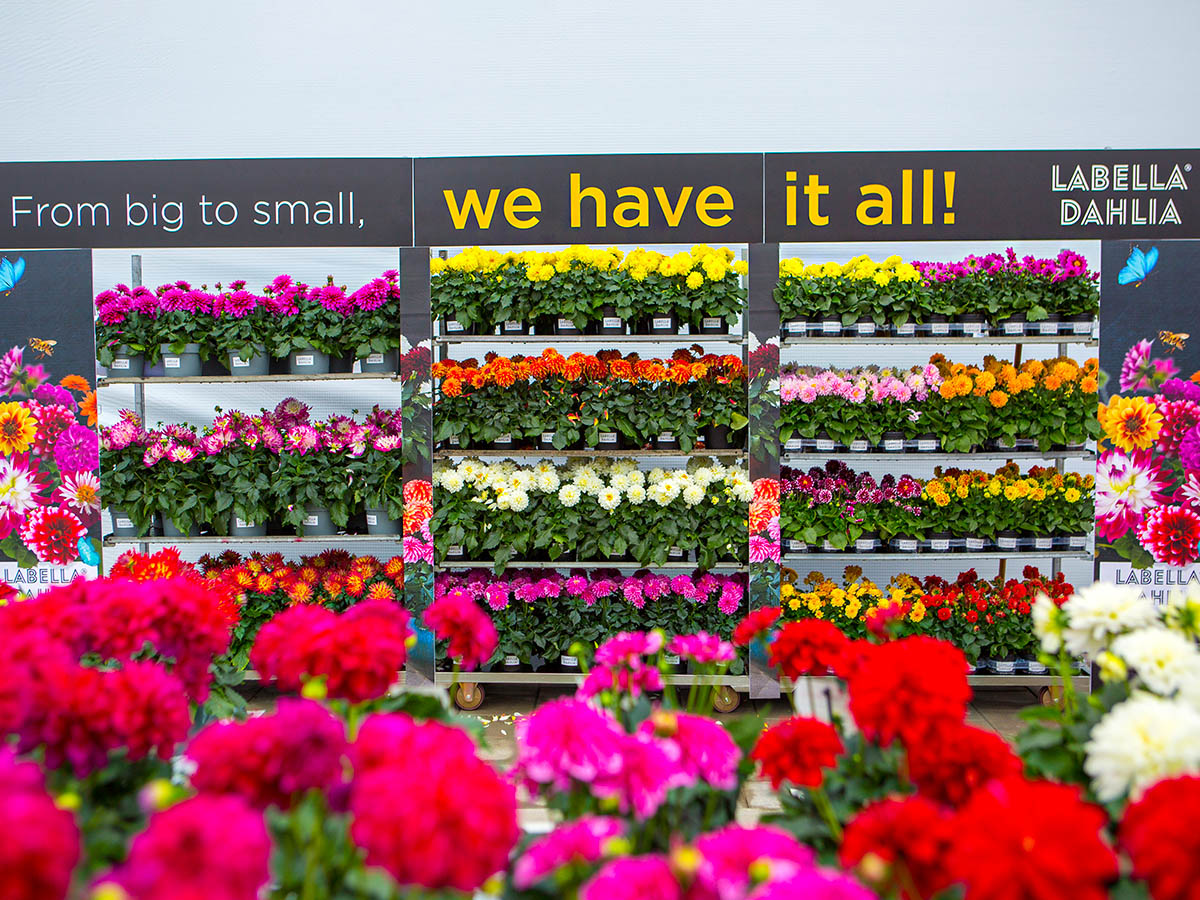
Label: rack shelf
xmin=432 ymin=671 xmax=750 ymax=689
xmin=781 ymin=449 xmax=1094 ymax=463
xmin=436 ymin=333 xmax=745 ymax=345
xmin=782 ymin=550 xmax=1092 ymax=562
xmin=104 ymin=534 xmax=401 ymax=546
xmin=99 ymin=372 xmax=399 ymax=386
xmin=780 ymin=334 xmax=1096 ymax=346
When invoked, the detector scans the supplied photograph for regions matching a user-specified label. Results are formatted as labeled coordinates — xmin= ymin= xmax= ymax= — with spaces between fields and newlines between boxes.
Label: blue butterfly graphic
xmin=0 ymin=256 xmax=25 ymax=293
xmin=76 ymin=536 xmax=100 ymax=567
xmin=1117 ymin=246 xmax=1158 ymax=286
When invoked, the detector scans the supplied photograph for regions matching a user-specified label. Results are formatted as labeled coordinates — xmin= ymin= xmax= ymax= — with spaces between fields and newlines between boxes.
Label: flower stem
xmin=811 ymin=784 xmax=842 ymax=841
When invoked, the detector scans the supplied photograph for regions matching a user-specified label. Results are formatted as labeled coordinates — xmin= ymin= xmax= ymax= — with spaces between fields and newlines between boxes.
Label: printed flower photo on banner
xmin=0 ymin=345 xmax=100 ymax=585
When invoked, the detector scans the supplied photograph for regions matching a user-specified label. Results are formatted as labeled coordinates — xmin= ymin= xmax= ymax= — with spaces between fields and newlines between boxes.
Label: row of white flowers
xmin=433 ymin=457 xmax=752 ymax=513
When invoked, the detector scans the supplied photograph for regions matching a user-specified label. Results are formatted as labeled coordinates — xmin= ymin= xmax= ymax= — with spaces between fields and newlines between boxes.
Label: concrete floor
xmin=238 ymin=681 xmax=1038 ymax=830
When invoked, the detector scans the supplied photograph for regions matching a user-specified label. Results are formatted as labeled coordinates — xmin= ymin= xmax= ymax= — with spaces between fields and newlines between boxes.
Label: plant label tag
xmin=235 ymin=518 xmax=254 ymax=529
xmin=231 ymin=355 xmax=249 ymax=367
xmin=115 ymin=517 xmax=133 ymax=529
xmin=821 ymin=320 xmax=841 ymax=334
xmin=1039 ymin=321 xmax=1058 ymax=335
xmin=504 ymin=320 xmax=523 ymax=331
xmin=930 ymin=322 xmax=951 ymax=335
xmin=560 ymin=655 xmax=579 ymax=667
xmin=304 ymin=515 xmax=319 ymax=527
xmin=366 ymin=514 xmax=378 ymax=526
xmin=997 ymin=536 xmax=1019 ymax=550
xmin=111 ymin=357 xmax=130 ymax=369
xmin=447 ymin=545 xmax=463 ymax=556
xmin=816 ymin=437 xmax=835 ymax=451
xmin=883 ymin=438 xmax=904 ymax=451
xmin=702 ymin=317 xmax=721 ymax=329
xmin=495 ymin=434 xmax=512 ymax=445
xmin=930 ymin=537 xmax=951 ymax=552
xmin=786 ymin=320 xmax=807 ymax=334
xmin=993 ymin=660 xmax=1015 ymax=674
xmin=664 ymin=653 xmax=681 ymax=665
xmin=668 ymin=546 xmax=684 ymax=558
xmin=653 ymin=317 xmax=673 ymax=330
xmin=785 ymin=438 xmax=803 ymax=450
xmin=822 ymin=539 xmax=839 ymax=551
xmin=366 ymin=352 xmax=385 ymax=364
xmin=895 ymin=323 xmax=916 ymax=336
xmin=448 ymin=435 xmax=460 ymax=446
xmin=658 ymin=432 xmax=674 ymax=442
xmin=446 ymin=319 xmax=464 ymax=332
xmin=917 ymin=438 xmax=938 ymax=452
xmin=1034 ymin=536 xmax=1054 ymax=550
xmin=1073 ymin=319 xmax=1093 ymax=334
xmin=541 ymin=432 xmax=556 ymax=444
xmin=1002 ymin=320 xmax=1024 ymax=334
xmin=557 ymin=318 xmax=574 ymax=330
xmin=856 ymin=321 xmax=876 ymax=335
xmin=603 ymin=317 xmax=622 ymax=329
xmin=855 ymin=537 xmax=878 ymax=551
xmin=961 ymin=322 xmax=983 ymax=337
xmin=295 ymin=354 xmax=314 ymax=367
xmin=966 ymin=537 xmax=987 ymax=551
xmin=599 ymin=432 xmax=618 ymax=444
xmin=1069 ymin=535 xmax=1087 ymax=548
xmin=164 ymin=356 xmax=181 ymax=368
xmin=849 ymin=440 xmax=868 ymax=452
xmin=505 ymin=655 xmax=520 ymax=666
xmin=895 ymin=538 xmax=918 ymax=552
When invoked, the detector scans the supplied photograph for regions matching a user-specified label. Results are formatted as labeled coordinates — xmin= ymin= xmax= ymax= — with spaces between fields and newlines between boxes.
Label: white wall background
xmin=1 ymin=0 xmax=1197 ymax=160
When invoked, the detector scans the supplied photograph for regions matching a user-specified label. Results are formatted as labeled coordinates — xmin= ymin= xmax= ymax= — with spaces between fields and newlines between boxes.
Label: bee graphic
xmin=1159 ymin=330 xmax=1189 ymax=353
xmin=28 ymin=337 xmax=57 ymax=358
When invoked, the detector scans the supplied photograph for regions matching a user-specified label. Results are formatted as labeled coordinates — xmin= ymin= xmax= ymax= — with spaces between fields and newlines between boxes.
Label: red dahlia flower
xmin=847 ymin=636 xmax=970 ymax=746
xmin=750 ymin=716 xmax=843 ymax=789
xmin=0 ymin=750 xmax=80 ymax=900
xmin=422 ymin=592 xmax=498 ymax=670
xmin=949 ymin=777 xmax=1117 ymax=900
xmin=905 ymin=722 xmax=1023 ymax=808
xmin=732 ymin=605 xmax=781 ymax=646
xmin=768 ymin=620 xmax=851 ymax=677
xmin=1137 ymin=504 xmax=1200 ymax=567
xmin=1119 ymin=775 xmax=1200 ymax=900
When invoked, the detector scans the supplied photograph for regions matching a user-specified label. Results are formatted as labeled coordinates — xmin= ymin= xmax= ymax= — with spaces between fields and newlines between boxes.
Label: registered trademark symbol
xmin=1186 ymin=164 xmax=1193 ymax=172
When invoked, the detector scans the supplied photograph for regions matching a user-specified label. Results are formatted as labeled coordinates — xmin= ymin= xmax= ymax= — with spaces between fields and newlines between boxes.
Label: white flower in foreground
xmin=597 ymin=487 xmax=621 ymax=511
xmin=626 ymin=484 xmax=646 ymax=504
xmin=1165 ymin=585 xmax=1200 ymax=640
xmin=557 ymin=484 xmax=581 ymax=507
xmin=1112 ymin=627 xmax=1200 ymax=696
xmin=681 ymin=483 xmax=706 ymax=507
xmin=439 ymin=470 xmax=464 ymax=493
xmin=1061 ymin=582 xmax=1160 ymax=659
xmin=1031 ymin=593 xmax=1065 ymax=654
xmin=1084 ymin=693 xmax=1200 ymax=802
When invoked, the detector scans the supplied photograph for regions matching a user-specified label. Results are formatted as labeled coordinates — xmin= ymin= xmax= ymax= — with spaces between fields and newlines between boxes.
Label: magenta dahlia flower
xmin=1095 ymin=449 xmax=1171 ymax=542
xmin=1120 ymin=340 xmax=1154 ymax=392
xmin=1137 ymin=504 xmax=1200 ymax=566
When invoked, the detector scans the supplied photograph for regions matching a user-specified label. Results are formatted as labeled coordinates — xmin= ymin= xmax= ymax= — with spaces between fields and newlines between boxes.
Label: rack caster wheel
xmin=712 ymin=686 xmax=741 ymax=713
xmin=1039 ymin=686 xmax=1064 ymax=707
xmin=453 ymin=682 xmax=485 ymax=711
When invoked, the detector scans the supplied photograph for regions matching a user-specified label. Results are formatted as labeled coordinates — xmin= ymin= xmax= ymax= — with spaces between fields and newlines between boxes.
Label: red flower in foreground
xmin=250 ymin=600 xmax=410 ymax=702
xmin=423 ymin=593 xmax=498 ymax=670
xmin=732 ymin=605 xmax=781 ymax=646
xmin=840 ymin=795 xmax=954 ymax=900
xmin=1119 ymin=775 xmax=1200 ymax=900
xmin=750 ymin=716 xmax=843 ymax=789
xmin=905 ymin=722 xmax=1023 ymax=808
xmin=768 ymin=620 xmax=851 ymax=677
xmin=948 ymin=777 xmax=1117 ymax=900
xmin=847 ymin=637 xmax=970 ymax=746
xmin=1138 ymin=504 xmax=1200 ymax=567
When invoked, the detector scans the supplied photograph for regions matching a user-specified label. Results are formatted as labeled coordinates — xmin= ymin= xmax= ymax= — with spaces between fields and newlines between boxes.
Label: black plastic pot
xmin=1031 ymin=534 xmax=1056 ymax=552
xmin=813 ymin=431 xmax=837 ymax=453
xmin=817 ymin=317 xmax=843 ymax=336
xmin=892 ymin=321 xmax=919 ymax=338
xmin=490 ymin=433 xmax=515 ymax=451
xmin=926 ymin=315 xmax=955 ymax=337
xmin=997 ymin=313 xmax=1028 ymax=337
xmin=927 ymin=531 xmax=953 ymax=553
xmin=703 ymin=424 xmax=742 ymax=450
xmin=667 ymin=546 xmax=690 ymax=563
xmin=501 ymin=319 xmax=530 ymax=336
xmin=785 ymin=538 xmax=809 ymax=554
xmin=854 ymin=532 xmax=881 ymax=553
xmin=443 ymin=544 xmax=467 ymax=563
xmin=963 ymin=535 xmax=990 ymax=552
xmin=539 ymin=430 xmax=577 ymax=451
xmin=783 ymin=317 xmax=809 ymax=338
xmin=1032 ymin=314 xmax=1062 ymax=337
xmin=655 ymin=431 xmax=681 ymax=451
xmin=644 ymin=313 xmax=679 ymax=335
xmin=957 ymin=313 xmax=988 ymax=338
xmin=995 ymin=531 xmax=1021 ymax=552
xmin=1067 ymin=314 xmax=1095 ymax=337
xmin=698 ymin=315 xmax=730 ymax=334
xmin=594 ymin=430 xmax=623 ymax=450
xmin=847 ymin=438 xmax=870 ymax=453
xmin=328 ymin=354 xmax=355 ymax=374
xmin=891 ymin=535 xmax=921 ymax=553
xmin=882 ymin=431 xmax=905 ymax=453
xmin=851 ymin=317 xmax=880 ymax=337
xmin=555 ymin=317 xmax=583 ymax=335
xmin=913 ymin=433 xmax=940 ymax=453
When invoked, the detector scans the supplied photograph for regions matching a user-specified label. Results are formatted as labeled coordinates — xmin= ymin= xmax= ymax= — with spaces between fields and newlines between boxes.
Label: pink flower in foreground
xmin=513 ymin=698 xmax=627 ymax=793
xmin=0 ymin=750 xmax=80 ymax=900
xmin=594 ymin=630 xmax=664 ymax=667
xmin=592 ymin=730 xmax=685 ymax=820
xmin=692 ymin=825 xmax=816 ymax=900
xmin=639 ymin=711 xmax=741 ymax=790
xmin=103 ymin=794 xmax=270 ymax=900
xmin=513 ymin=817 xmax=626 ymax=889
xmin=669 ymin=632 xmax=735 ymax=665
xmin=423 ymin=592 xmax=497 ymax=669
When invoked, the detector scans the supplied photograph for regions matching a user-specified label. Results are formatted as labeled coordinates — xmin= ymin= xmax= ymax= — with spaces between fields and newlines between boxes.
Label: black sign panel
xmin=414 ymin=153 xmax=763 ymax=245
xmin=765 ymin=150 xmax=1200 ymax=241
xmin=0 ymin=159 xmax=414 ymax=247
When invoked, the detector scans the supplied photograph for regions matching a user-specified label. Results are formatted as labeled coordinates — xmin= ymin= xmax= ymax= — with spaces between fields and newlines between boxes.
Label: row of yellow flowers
xmin=430 ymin=245 xmax=747 ymax=283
